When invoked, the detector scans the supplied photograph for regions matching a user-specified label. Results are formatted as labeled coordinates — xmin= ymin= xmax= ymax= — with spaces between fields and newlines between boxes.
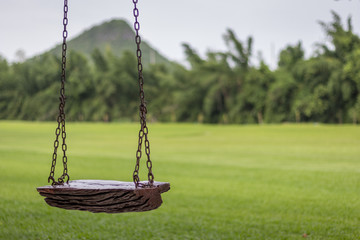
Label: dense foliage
xmin=1 ymin=12 xmax=360 ymax=123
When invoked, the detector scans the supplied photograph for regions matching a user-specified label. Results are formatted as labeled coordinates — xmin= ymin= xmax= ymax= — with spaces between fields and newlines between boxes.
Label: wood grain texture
xmin=37 ymin=180 xmax=170 ymax=213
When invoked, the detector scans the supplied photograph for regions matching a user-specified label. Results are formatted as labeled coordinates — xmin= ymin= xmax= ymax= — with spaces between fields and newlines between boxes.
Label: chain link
xmin=132 ymin=0 xmax=154 ymax=188
xmin=48 ymin=0 xmax=70 ymax=186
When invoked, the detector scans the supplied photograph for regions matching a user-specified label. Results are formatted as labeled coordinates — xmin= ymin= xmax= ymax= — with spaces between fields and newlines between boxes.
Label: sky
xmin=0 ymin=0 xmax=359 ymax=68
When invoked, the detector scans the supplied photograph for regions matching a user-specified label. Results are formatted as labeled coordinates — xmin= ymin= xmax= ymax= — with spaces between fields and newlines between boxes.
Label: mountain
xmin=48 ymin=19 xmax=171 ymax=66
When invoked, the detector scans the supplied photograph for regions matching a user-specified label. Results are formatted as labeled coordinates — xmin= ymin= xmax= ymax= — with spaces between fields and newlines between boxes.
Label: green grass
xmin=0 ymin=121 xmax=359 ymax=240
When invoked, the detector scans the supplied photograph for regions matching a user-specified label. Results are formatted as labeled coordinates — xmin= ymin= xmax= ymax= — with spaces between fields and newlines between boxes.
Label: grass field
xmin=0 ymin=121 xmax=359 ymax=240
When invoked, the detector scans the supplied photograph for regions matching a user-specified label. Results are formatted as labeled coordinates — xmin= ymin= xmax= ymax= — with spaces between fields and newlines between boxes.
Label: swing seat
xmin=37 ymin=180 xmax=170 ymax=213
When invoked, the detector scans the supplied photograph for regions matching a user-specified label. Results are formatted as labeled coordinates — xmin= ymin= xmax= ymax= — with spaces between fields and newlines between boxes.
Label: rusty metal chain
xmin=132 ymin=0 xmax=154 ymax=188
xmin=48 ymin=0 xmax=70 ymax=186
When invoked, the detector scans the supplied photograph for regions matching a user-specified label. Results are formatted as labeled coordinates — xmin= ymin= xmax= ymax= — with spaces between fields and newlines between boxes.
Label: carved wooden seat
xmin=37 ymin=180 xmax=170 ymax=213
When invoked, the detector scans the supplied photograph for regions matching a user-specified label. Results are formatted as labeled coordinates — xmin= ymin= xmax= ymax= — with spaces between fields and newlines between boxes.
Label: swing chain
xmin=48 ymin=0 xmax=70 ymax=186
xmin=132 ymin=0 xmax=154 ymax=188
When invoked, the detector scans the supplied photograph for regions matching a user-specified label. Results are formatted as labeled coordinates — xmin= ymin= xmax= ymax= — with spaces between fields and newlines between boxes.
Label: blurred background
xmin=1 ymin=0 xmax=360 ymax=124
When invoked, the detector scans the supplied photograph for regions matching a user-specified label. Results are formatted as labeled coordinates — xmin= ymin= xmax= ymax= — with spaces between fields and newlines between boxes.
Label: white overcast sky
xmin=0 ymin=0 xmax=359 ymax=68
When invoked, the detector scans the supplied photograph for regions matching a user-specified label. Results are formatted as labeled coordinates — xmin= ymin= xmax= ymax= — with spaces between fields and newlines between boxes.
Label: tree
xmin=66 ymin=51 xmax=94 ymax=121
xmin=318 ymin=11 xmax=360 ymax=63
xmin=265 ymin=69 xmax=297 ymax=123
xmin=278 ymin=42 xmax=304 ymax=70
xmin=15 ymin=49 xmax=26 ymax=63
xmin=234 ymin=62 xmax=274 ymax=124
xmin=224 ymin=29 xmax=253 ymax=70
xmin=343 ymin=48 xmax=360 ymax=123
xmin=144 ymin=63 xmax=178 ymax=122
xmin=0 ymin=56 xmax=12 ymax=119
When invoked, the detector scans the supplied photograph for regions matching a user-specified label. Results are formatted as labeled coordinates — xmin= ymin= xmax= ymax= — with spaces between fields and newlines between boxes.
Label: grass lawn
xmin=0 ymin=121 xmax=359 ymax=240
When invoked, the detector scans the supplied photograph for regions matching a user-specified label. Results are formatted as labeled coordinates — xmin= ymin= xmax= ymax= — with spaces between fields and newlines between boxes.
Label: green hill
xmin=48 ymin=19 xmax=171 ymax=66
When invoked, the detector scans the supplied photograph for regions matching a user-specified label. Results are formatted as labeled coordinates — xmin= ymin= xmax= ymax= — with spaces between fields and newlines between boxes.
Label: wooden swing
xmin=37 ymin=0 xmax=170 ymax=213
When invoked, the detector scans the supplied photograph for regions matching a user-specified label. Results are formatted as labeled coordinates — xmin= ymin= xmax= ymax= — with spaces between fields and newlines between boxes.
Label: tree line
xmin=1 ymin=12 xmax=360 ymax=124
